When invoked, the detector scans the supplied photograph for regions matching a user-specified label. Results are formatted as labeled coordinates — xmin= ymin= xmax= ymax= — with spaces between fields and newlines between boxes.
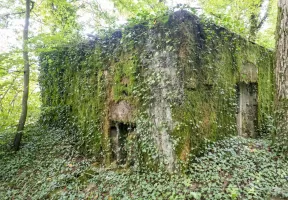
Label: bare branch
xmin=256 ymin=0 xmax=271 ymax=31
xmin=0 ymin=1 xmax=34 ymax=19
xmin=0 ymin=78 xmax=17 ymax=108
xmin=0 ymin=11 xmax=25 ymax=19
xmin=257 ymin=13 xmax=268 ymax=30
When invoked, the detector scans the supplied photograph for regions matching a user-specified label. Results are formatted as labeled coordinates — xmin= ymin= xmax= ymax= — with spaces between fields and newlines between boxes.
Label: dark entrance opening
xmin=109 ymin=122 xmax=135 ymax=165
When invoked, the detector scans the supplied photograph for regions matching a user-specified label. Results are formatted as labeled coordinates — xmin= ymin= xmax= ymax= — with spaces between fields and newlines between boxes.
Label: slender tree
xmin=275 ymin=0 xmax=288 ymax=151
xmin=13 ymin=0 xmax=34 ymax=150
xmin=249 ymin=0 xmax=271 ymax=42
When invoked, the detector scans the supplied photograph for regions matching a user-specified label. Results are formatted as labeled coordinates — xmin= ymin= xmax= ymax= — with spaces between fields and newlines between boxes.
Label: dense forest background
xmin=1 ymin=0 xmax=288 ymax=199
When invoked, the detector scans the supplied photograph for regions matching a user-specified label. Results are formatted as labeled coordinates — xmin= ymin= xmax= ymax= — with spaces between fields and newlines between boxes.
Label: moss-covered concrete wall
xmin=39 ymin=10 xmax=274 ymax=172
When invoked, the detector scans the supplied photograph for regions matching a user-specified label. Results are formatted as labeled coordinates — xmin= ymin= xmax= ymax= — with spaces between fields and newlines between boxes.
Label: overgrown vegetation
xmin=1 ymin=0 xmax=288 ymax=199
xmin=39 ymin=10 xmax=275 ymax=171
xmin=0 ymin=126 xmax=287 ymax=199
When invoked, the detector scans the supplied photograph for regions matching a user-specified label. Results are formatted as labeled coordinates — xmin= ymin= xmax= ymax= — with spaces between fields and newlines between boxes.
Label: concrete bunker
xmin=39 ymin=10 xmax=274 ymax=171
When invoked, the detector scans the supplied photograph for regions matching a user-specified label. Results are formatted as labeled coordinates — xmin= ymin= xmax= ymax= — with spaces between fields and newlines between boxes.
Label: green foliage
xmin=0 ymin=0 xmax=25 ymax=28
xmin=112 ymin=0 xmax=167 ymax=20
xmin=41 ymin=0 xmax=78 ymax=31
xmin=0 ymin=126 xmax=91 ymax=199
xmin=0 ymin=0 xmax=81 ymax=149
xmin=112 ymin=55 xmax=138 ymax=102
xmin=188 ymin=137 xmax=288 ymax=199
xmin=39 ymin=41 xmax=106 ymax=155
xmin=198 ymin=0 xmax=278 ymax=48
xmin=0 ymin=51 xmax=40 ymax=132
xmin=0 ymin=127 xmax=287 ymax=199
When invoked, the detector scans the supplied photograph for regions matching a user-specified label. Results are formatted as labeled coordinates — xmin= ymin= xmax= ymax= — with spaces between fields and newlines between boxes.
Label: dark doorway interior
xmin=109 ymin=122 xmax=135 ymax=164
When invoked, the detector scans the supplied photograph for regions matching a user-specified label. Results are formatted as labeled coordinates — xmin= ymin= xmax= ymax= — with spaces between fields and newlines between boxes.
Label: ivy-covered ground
xmin=0 ymin=126 xmax=287 ymax=200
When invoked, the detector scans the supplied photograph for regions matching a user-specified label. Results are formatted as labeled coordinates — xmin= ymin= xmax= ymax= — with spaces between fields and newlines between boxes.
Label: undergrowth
xmin=0 ymin=126 xmax=287 ymax=200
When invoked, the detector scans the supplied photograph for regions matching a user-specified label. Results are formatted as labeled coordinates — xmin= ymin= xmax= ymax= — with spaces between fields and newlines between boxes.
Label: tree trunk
xmin=275 ymin=0 xmax=288 ymax=150
xmin=248 ymin=0 xmax=269 ymax=42
xmin=13 ymin=0 xmax=31 ymax=151
xmin=249 ymin=13 xmax=258 ymax=42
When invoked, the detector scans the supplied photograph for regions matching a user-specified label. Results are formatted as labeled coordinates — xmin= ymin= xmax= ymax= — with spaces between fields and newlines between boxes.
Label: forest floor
xmin=0 ymin=126 xmax=287 ymax=200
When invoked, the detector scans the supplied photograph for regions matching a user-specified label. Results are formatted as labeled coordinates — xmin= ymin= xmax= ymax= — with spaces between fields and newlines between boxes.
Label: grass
xmin=0 ymin=125 xmax=287 ymax=199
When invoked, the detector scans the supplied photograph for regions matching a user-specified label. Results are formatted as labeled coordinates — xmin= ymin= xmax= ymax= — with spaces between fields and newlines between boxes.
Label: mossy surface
xmin=40 ymin=43 xmax=108 ymax=155
xmin=39 ymin=10 xmax=274 ymax=170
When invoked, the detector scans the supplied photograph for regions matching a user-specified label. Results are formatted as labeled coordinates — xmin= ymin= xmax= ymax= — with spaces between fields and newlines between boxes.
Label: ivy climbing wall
xmin=39 ymin=10 xmax=274 ymax=172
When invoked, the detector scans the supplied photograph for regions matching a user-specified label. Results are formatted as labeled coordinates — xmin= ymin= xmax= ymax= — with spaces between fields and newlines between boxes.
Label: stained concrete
xmin=110 ymin=101 xmax=134 ymax=122
xmin=140 ymin=31 xmax=184 ymax=172
xmin=237 ymin=82 xmax=258 ymax=137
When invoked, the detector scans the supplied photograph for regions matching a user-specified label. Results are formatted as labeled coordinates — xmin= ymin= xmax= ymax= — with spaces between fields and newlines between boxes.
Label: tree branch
xmin=30 ymin=1 xmax=35 ymax=12
xmin=256 ymin=0 xmax=271 ymax=30
xmin=0 ymin=11 xmax=25 ymax=19
xmin=0 ymin=78 xmax=17 ymax=108
xmin=257 ymin=13 xmax=268 ymax=30
xmin=0 ymin=1 xmax=35 ymax=19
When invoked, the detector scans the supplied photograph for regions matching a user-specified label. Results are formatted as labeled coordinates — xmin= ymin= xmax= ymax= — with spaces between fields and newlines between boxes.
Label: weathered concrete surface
xmin=237 ymin=82 xmax=258 ymax=137
xmin=141 ymin=30 xmax=184 ymax=172
xmin=110 ymin=101 xmax=134 ymax=122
